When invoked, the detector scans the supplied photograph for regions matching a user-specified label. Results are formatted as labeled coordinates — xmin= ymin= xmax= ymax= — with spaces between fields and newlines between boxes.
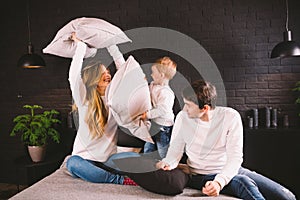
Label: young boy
xmin=141 ymin=56 xmax=177 ymax=159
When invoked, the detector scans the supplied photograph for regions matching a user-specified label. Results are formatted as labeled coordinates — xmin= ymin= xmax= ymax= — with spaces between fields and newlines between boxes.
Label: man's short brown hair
xmin=182 ymin=80 xmax=217 ymax=109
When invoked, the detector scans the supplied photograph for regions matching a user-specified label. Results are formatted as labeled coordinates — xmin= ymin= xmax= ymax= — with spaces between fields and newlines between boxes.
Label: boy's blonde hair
xmin=154 ymin=56 xmax=177 ymax=80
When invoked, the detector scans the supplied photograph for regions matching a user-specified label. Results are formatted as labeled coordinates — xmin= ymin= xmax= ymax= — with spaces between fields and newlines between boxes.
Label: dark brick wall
xmin=0 ymin=0 xmax=300 ymax=194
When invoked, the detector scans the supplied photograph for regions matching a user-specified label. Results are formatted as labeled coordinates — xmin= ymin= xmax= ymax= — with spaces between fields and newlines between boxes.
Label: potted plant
xmin=10 ymin=105 xmax=61 ymax=162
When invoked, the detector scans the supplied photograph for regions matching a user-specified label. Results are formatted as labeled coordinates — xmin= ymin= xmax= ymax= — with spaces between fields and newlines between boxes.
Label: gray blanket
xmin=10 ymin=168 xmax=240 ymax=200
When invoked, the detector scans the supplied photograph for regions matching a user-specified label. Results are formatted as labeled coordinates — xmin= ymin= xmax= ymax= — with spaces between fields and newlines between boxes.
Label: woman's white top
xmin=68 ymin=42 xmax=118 ymax=162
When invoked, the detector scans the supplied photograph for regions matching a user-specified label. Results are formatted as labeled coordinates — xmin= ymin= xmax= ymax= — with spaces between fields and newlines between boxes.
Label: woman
xmin=66 ymin=32 xmax=137 ymax=185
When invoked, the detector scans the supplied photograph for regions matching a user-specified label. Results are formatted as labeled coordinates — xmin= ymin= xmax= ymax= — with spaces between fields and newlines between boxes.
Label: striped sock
xmin=123 ymin=177 xmax=138 ymax=186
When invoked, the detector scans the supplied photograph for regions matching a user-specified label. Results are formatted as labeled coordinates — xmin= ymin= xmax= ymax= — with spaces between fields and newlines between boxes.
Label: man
xmin=156 ymin=80 xmax=296 ymax=200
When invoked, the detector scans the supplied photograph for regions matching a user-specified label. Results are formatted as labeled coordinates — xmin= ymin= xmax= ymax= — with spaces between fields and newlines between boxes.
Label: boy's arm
xmin=146 ymin=88 xmax=174 ymax=119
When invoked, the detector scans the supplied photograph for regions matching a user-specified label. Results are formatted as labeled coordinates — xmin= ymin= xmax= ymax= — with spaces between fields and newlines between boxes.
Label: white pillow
xmin=43 ymin=17 xmax=131 ymax=58
xmin=106 ymin=56 xmax=153 ymax=143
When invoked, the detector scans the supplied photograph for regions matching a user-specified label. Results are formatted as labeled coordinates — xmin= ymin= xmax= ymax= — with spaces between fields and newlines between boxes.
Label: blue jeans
xmin=66 ymin=152 xmax=140 ymax=184
xmin=187 ymin=167 xmax=296 ymax=200
xmin=143 ymin=123 xmax=172 ymax=159
xmin=238 ymin=167 xmax=296 ymax=200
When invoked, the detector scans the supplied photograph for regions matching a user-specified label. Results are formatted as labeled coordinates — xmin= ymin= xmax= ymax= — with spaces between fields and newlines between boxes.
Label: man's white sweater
xmin=162 ymin=107 xmax=243 ymax=189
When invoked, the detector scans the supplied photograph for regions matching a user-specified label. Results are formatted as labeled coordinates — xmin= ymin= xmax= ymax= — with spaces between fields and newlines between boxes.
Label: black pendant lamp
xmin=271 ymin=0 xmax=300 ymax=59
xmin=17 ymin=0 xmax=46 ymax=68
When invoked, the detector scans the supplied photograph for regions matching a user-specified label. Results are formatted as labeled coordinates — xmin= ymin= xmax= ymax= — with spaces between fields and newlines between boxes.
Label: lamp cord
xmin=27 ymin=0 xmax=31 ymax=45
xmin=285 ymin=0 xmax=289 ymax=31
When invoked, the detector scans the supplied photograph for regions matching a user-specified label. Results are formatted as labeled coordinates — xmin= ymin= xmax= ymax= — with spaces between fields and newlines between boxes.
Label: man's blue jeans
xmin=187 ymin=167 xmax=296 ymax=200
xmin=144 ymin=123 xmax=173 ymax=159
xmin=66 ymin=152 xmax=140 ymax=184
xmin=238 ymin=167 xmax=296 ymax=200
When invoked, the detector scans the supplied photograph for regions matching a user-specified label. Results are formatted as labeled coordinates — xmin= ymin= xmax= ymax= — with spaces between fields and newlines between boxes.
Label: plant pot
xmin=27 ymin=145 xmax=46 ymax=162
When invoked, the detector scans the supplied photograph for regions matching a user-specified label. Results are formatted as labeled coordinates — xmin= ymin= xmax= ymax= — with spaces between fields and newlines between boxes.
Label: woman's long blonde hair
xmin=82 ymin=61 xmax=108 ymax=139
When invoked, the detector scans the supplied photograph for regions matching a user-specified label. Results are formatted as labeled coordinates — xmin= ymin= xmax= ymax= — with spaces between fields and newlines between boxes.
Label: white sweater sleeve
xmin=214 ymin=111 xmax=244 ymax=189
xmin=146 ymin=87 xmax=174 ymax=119
xmin=107 ymin=45 xmax=125 ymax=70
xmin=68 ymin=41 xmax=87 ymax=106
xmin=162 ymin=112 xmax=185 ymax=169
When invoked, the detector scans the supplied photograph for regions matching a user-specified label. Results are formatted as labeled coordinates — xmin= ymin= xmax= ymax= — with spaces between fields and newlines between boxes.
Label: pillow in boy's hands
xmin=43 ymin=17 xmax=131 ymax=58
xmin=106 ymin=55 xmax=153 ymax=143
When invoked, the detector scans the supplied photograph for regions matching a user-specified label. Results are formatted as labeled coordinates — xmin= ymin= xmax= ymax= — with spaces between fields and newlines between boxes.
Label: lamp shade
xmin=17 ymin=53 xmax=46 ymax=69
xmin=271 ymin=30 xmax=300 ymax=58
xmin=17 ymin=44 xmax=46 ymax=68
xmin=18 ymin=0 xmax=46 ymax=69
xmin=271 ymin=40 xmax=300 ymax=58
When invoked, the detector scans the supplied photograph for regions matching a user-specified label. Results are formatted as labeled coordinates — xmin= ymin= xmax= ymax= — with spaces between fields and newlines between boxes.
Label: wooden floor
xmin=0 ymin=183 xmax=27 ymax=200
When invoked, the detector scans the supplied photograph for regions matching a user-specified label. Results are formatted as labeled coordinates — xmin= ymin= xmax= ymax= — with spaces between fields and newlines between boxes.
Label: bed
xmin=9 ymin=124 xmax=240 ymax=200
xmin=10 ymin=166 xmax=240 ymax=200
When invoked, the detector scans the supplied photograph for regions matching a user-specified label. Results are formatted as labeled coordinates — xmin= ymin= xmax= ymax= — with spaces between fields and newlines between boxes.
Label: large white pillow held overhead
xmin=43 ymin=17 xmax=131 ymax=58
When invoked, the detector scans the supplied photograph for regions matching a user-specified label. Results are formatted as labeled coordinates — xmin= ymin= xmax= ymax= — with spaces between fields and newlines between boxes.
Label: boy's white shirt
xmin=146 ymin=82 xmax=175 ymax=126
xmin=162 ymin=107 xmax=243 ymax=189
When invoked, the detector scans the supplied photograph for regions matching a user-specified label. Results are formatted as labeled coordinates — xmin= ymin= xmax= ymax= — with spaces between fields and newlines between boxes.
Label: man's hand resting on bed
xmin=202 ymin=180 xmax=222 ymax=197
xmin=156 ymin=161 xmax=171 ymax=170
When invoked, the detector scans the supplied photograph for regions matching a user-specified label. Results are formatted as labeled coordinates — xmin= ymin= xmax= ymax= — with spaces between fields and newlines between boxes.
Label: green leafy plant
xmin=293 ymin=81 xmax=300 ymax=117
xmin=10 ymin=105 xmax=61 ymax=146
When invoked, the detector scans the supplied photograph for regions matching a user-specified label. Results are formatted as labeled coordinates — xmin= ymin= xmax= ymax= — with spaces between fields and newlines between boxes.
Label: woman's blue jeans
xmin=187 ymin=167 xmax=296 ymax=200
xmin=66 ymin=152 xmax=140 ymax=184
